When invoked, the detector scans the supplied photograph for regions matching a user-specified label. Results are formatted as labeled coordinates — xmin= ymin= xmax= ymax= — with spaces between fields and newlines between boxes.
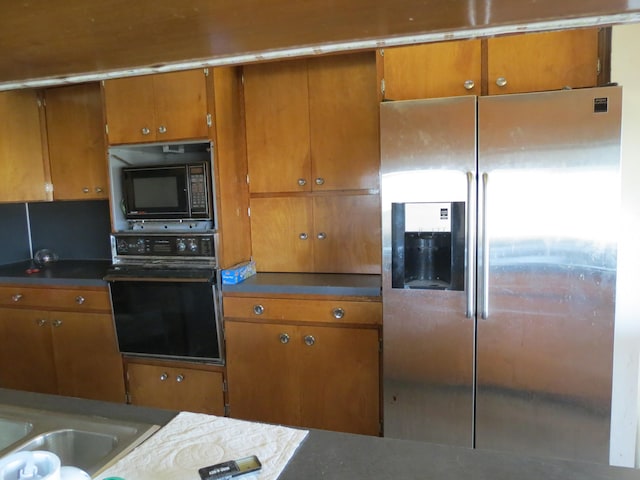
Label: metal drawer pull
xmin=297 ymin=178 xmax=307 ymax=186
xmin=82 ymin=187 xmax=90 ymax=193
xmin=304 ymin=335 xmax=316 ymax=346
xmin=36 ymin=319 xmax=47 ymax=327
xmin=141 ymin=127 xmax=150 ymax=135
xmin=160 ymin=373 xmax=169 ymax=381
xmin=316 ymin=232 xmax=327 ymax=240
xmin=95 ymin=187 xmax=104 ymax=193
xmin=11 ymin=294 xmax=23 ymax=302
xmin=496 ymin=76 xmax=508 ymax=87
xmin=332 ymin=307 xmax=345 ymax=319
xmin=75 ymin=295 xmax=85 ymax=305
xmin=463 ymin=79 xmax=475 ymax=90
xmin=279 ymin=333 xmax=290 ymax=344
xmin=176 ymin=374 xmax=185 ymax=383
xmin=299 ymin=233 xmax=308 ymax=240
xmin=158 ymin=125 xmax=167 ymax=134
xmin=52 ymin=319 xmax=63 ymax=328
xmin=253 ymin=304 xmax=264 ymax=315
xmin=315 ymin=177 xmax=325 ymax=185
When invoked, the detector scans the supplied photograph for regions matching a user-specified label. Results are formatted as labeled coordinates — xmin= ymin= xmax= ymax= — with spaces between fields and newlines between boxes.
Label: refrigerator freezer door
xmin=381 ymin=96 xmax=477 ymax=446
xmin=476 ymin=87 xmax=621 ymax=463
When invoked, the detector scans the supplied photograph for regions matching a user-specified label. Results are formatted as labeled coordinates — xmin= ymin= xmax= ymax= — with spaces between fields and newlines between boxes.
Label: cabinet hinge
xmin=379 ymin=48 xmax=384 ymax=57
xmin=105 ymin=124 xmax=109 ymax=135
xmin=204 ymin=67 xmax=210 ymax=77
xmin=380 ymin=78 xmax=386 ymax=97
xmin=44 ymin=183 xmax=54 ymax=193
xmin=222 ymin=379 xmax=228 ymax=393
xmin=379 ymin=420 xmax=384 ymax=436
xmin=224 ymin=404 xmax=231 ymax=417
xmin=125 ymin=392 xmax=132 ymax=404
xmin=597 ymin=57 xmax=602 ymax=75
xmin=241 ymin=73 xmax=244 ymax=85
xmin=206 ymin=113 xmax=212 ymax=127
xmin=247 ymin=206 xmax=251 ymax=217
xmin=379 ymin=338 xmax=383 ymax=353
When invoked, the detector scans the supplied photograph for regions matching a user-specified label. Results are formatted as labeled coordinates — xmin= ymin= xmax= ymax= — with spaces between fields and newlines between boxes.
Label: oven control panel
xmin=111 ymin=233 xmax=216 ymax=259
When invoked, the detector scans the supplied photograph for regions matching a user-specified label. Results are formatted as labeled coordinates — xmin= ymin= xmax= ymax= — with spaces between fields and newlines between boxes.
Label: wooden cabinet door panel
xmin=299 ymin=325 xmax=380 ymax=435
xmin=225 ymin=321 xmax=300 ymax=425
xmin=244 ymin=60 xmax=311 ymax=194
xmin=308 ymin=52 xmax=380 ymax=191
xmin=0 ymin=90 xmax=47 ymax=202
xmin=51 ymin=312 xmax=125 ymax=402
xmin=250 ymin=196 xmax=313 ymax=272
xmin=487 ymin=29 xmax=599 ymax=95
xmin=313 ymin=195 xmax=381 ymax=274
xmin=0 ymin=308 xmax=57 ymax=394
xmin=127 ymin=362 xmax=224 ymax=415
xmin=382 ymin=40 xmax=482 ymax=100
xmin=45 ymin=83 xmax=108 ymax=200
xmin=103 ymin=75 xmax=155 ymax=144
xmin=153 ymin=69 xmax=208 ymax=141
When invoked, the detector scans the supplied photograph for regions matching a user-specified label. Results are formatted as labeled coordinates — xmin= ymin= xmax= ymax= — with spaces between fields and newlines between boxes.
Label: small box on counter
xmin=221 ymin=260 xmax=256 ymax=285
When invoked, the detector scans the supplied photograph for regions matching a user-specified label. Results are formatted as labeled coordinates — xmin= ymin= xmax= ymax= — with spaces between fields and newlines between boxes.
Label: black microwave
xmin=122 ymin=162 xmax=212 ymax=220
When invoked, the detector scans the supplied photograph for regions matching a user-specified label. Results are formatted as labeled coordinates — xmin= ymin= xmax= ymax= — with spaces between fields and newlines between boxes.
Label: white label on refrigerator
xmin=405 ymin=202 xmax=451 ymax=232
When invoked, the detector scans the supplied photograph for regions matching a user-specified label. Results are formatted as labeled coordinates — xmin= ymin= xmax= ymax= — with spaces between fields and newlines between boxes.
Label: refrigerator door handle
xmin=466 ymin=171 xmax=475 ymax=318
xmin=481 ymin=172 xmax=490 ymax=319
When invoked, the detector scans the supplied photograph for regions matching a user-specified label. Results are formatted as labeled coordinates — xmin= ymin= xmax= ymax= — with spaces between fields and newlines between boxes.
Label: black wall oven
xmin=105 ymin=233 xmax=223 ymax=364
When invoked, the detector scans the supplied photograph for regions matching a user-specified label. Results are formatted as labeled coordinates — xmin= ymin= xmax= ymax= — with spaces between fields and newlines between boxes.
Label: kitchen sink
xmin=0 ymin=404 xmax=159 ymax=476
xmin=0 ymin=418 xmax=32 ymax=450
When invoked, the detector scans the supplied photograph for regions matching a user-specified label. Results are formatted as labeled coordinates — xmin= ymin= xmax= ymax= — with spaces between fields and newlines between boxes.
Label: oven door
xmin=108 ymin=277 xmax=223 ymax=364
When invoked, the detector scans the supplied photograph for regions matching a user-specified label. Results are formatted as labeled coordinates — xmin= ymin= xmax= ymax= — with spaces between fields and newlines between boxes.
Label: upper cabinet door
xmin=381 ymin=40 xmax=482 ymax=100
xmin=244 ymin=53 xmax=379 ymax=194
xmin=45 ymin=83 xmax=108 ymax=200
xmin=487 ymin=29 xmax=600 ymax=95
xmin=153 ymin=70 xmax=209 ymax=141
xmin=103 ymin=69 xmax=209 ymax=144
xmin=244 ymin=60 xmax=311 ymax=194
xmin=308 ymin=52 xmax=380 ymax=191
xmin=0 ymin=90 xmax=47 ymax=202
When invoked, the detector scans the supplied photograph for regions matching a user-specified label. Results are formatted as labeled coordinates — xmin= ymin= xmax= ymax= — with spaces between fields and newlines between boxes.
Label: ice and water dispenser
xmin=391 ymin=202 xmax=465 ymax=290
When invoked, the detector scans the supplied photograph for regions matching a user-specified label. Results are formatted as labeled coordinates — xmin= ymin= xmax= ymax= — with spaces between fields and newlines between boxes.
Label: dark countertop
xmin=2 ymin=389 xmax=638 ymax=479
xmin=222 ymin=272 xmax=382 ymax=297
xmin=0 ymin=259 xmax=111 ymax=287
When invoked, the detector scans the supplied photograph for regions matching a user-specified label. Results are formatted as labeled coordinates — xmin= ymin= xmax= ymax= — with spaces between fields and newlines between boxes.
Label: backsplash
xmin=29 ymin=200 xmax=111 ymax=260
xmin=0 ymin=200 xmax=111 ymax=265
xmin=0 ymin=203 xmax=30 ymax=264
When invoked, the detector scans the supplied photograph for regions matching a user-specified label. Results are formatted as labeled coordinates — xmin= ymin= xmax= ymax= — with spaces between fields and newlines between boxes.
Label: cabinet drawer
xmin=223 ymin=296 xmax=381 ymax=325
xmin=0 ymin=286 xmax=111 ymax=311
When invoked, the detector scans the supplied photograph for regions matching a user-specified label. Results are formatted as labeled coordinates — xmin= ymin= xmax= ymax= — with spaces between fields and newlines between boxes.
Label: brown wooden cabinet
xmin=103 ymin=69 xmax=210 ymax=144
xmin=125 ymin=358 xmax=225 ymax=415
xmin=0 ymin=89 xmax=48 ymax=202
xmin=380 ymin=28 xmax=602 ymax=100
xmin=0 ymin=285 xmax=125 ymax=402
xmin=250 ymin=194 xmax=381 ymax=273
xmin=244 ymin=52 xmax=379 ymax=193
xmin=44 ymin=83 xmax=108 ymax=200
xmin=224 ymin=295 xmax=381 ymax=436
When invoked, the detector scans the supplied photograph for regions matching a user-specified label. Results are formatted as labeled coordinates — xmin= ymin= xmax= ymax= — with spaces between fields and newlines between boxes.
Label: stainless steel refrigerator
xmin=381 ymin=86 xmax=622 ymax=463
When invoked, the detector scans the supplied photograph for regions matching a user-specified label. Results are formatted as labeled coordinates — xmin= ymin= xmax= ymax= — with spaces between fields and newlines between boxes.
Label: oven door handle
xmin=104 ymin=275 xmax=214 ymax=283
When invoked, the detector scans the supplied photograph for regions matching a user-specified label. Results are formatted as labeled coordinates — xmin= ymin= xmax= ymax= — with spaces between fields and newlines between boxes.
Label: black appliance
xmin=105 ymin=232 xmax=223 ymax=364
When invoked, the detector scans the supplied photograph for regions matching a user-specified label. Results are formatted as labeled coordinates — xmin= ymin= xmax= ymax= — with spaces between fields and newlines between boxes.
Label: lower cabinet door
xmin=51 ymin=312 xmax=125 ymax=402
xmin=226 ymin=320 xmax=381 ymax=435
xmin=126 ymin=362 xmax=225 ymax=415
xmin=298 ymin=324 xmax=380 ymax=436
xmin=0 ymin=308 xmax=57 ymax=394
xmin=225 ymin=321 xmax=301 ymax=425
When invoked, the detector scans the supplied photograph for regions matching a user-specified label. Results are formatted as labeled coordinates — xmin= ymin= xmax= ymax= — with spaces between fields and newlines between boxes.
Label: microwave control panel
xmin=188 ymin=164 xmax=209 ymax=215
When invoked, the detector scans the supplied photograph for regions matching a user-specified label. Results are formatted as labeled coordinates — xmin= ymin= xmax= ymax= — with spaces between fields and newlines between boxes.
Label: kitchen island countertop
xmin=1 ymin=389 xmax=639 ymax=480
xmin=0 ymin=259 xmax=110 ymax=287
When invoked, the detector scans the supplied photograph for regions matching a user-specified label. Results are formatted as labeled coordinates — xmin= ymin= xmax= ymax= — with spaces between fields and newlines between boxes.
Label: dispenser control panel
xmin=405 ymin=202 xmax=452 ymax=232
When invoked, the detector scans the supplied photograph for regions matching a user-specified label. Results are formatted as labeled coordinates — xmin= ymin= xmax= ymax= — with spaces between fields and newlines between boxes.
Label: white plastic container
xmin=0 ymin=451 xmax=90 ymax=480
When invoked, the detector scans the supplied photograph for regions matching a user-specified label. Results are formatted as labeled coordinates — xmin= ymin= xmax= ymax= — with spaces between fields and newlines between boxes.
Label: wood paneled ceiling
xmin=1 ymin=0 xmax=639 ymax=90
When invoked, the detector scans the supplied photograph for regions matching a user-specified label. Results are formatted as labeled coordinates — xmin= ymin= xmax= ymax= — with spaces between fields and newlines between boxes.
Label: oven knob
xmin=176 ymin=240 xmax=187 ymax=252
xmin=136 ymin=238 xmax=145 ymax=253
xmin=188 ymin=241 xmax=198 ymax=253
xmin=117 ymin=239 xmax=128 ymax=253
